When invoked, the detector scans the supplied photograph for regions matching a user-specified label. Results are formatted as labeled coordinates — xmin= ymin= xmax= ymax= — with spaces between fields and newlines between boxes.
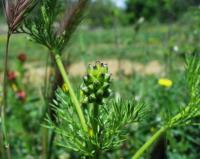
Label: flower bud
xmin=104 ymin=73 xmax=111 ymax=81
xmin=62 ymin=83 xmax=69 ymax=93
xmin=89 ymin=94 xmax=96 ymax=102
xmin=82 ymin=97 xmax=89 ymax=105
xmin=16 ymin=90 xmax=26 ymax=102
xmin=81 ymin=85 xmax=89 ymax=94
xmin=80 ymin=61 xmax=111 ymax=105
xmin=83 ymin=75 xmax=89 ymax=83
xmin=88 ymin=85 xmax=94 ymax=91
xmin=102 ymin=82 xmax=110 ymax=90
xmin=96 ymin=89 xmax=104 ymax=97
xmin=103 ymin=89 xmax=112 ymax=98
xmin=18 ymin=53 xmax=27 ymax=63
xmin=8 ymin=71 xmax=17 ymax=81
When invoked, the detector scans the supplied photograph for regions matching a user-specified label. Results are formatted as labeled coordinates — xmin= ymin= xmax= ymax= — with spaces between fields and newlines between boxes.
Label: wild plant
xmin=42 ymin=55 xmax=199 ymax=158
xmin=20 ymin=0 xmax=200 ymax=158
xmin=46 ymin=61 xmax=146 ymax=158
xmin=18 ymin=1 xmax=146 ymax=157
xmin=20 ymin=0 xmax=90 ymax=157
xmin=7 ymin=53 xmax=27 ymax=102
xmin=1 ymin=0 xmax=199 ymax=158
xmin=132 ymin=56 xmax=200 ymax=159
xmin=1 ymin=0 xmax=37 ymax=157
xmin=20 ymin=0 xmax=89 ymax=130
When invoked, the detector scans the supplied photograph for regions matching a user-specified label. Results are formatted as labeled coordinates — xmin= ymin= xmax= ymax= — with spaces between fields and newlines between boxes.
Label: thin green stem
xmin=169 ymin=106 xmax=191 ymax=126
xmin=41 ymin=128 xmax=48 ymax=159
xmin=92 ymin=104 xmax=99 ymax=134
xmin=132 ymin=102 xmax=196 ymax=159
xmin=54 ymin=54 xmax=88 ymax=132
xmin=1 ymin=32 xmax=12 ymax=159
xmin=47 ymin=130 xmax=56 ymax=159
xmin=132 ymin=126 xmax=168 ymax=159
xmin=92 ymin=103 xmax=100 ymax=159
xmin=0 ymin=134 xmax=5 ymax=158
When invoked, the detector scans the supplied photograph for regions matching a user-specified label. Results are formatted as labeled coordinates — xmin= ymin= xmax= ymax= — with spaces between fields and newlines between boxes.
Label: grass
xmin=0 ymin=34 xmax=47 ymax=71
xmin=0 ymin=22 xmax=182 ymax=68
xmin=0 ymin=16 xmax=199 ymax=158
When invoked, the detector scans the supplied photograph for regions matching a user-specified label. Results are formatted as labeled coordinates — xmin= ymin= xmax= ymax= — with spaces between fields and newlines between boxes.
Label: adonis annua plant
xmin=46 ymin=57 xmax=199 ymax=158
xmin=46 ymin=61 xmax=145 ymax=158
xmin=1 ymin=0 xmax=199 ymax=158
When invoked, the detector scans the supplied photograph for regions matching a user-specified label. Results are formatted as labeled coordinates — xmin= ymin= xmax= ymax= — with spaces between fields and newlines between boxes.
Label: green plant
xmin=1 ymin=1 xmax=37 ymax=158
xmin=46 ymin=61 xmax=146 ymax=158
xmin=132 ymin=56 xmax=200 ymax=159
xmin=19 ymin=1 xmax=200 ymax=157
xmin=126 ymin=0 xmax=200 ymax=22
xmin=87 ymin=0 xmax=130 ymax=27
xmin=1 ymin=0 xmax=200 ymax=158
xmin=19 ymin=1 xmax=90 ymax=157
xmin=21 ymin=0 xmax=89 ymax=124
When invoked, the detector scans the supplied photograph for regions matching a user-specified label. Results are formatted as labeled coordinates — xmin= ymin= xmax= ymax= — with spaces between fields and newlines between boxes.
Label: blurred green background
xmin=0 ymin=0 xmax=200 ymax=159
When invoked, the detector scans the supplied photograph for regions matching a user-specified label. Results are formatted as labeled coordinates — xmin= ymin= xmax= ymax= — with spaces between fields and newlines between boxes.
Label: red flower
xmin=18 ymin=53 xmax=27 ymax=62
xmin=7 ymin=71 xmax=17 ymax=81
xmin=16 ymin=90 xmax=26 ymax=101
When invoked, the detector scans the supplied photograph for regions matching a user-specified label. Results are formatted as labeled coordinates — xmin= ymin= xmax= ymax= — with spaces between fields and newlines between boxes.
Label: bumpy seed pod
xmin=81 ymin=61 xmax=112 ymax=105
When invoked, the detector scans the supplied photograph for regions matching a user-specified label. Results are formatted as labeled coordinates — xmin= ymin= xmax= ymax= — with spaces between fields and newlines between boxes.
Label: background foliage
xmin=0 ymin=0 xmax=200 ymax=158
xmin=126 ymin=0 xmax=200 ymax=22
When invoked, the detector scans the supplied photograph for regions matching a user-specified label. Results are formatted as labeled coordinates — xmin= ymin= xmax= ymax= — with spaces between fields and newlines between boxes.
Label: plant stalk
xmin=132 ymin=126 xmax=168 ymax=159
xmin=132 ymin=103 xmax=199 ymax=159
xmin=92 ymin=104 xmax=99 ymax=134
xmin=1 ymin=32 xmax=12 ymax=159
xmin=41 ymin=128 xmax=48 ymax=159
xmin=93 ymin=104 xmax=100 ymax=159
xmin=54 ymin=54 xmax=88 ymax=132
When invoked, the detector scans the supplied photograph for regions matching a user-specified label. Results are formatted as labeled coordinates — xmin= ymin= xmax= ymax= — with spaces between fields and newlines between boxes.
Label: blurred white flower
xmin=135 ymin=95 xmax=141 ymax=101
xmin=173 ymin=45 xmax=179 ymax=52
xmin=115 ymin=92 xmax=121 ymax=102
xmin=138 ymin=17 xmax=145 ymax=24
xmin=59 ymin=153 xmax=70 ymax=159
xmin=156 ymin=116 xmax=162 ymax=122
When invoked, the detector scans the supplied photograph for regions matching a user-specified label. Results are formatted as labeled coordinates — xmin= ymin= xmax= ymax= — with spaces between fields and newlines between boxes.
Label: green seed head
xmin=81 ymin=61 xmax=111 ymax=105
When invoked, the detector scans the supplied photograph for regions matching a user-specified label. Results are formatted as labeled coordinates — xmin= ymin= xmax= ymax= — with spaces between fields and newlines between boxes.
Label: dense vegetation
xmin=0 ymin=0 xmax=199 ymax=159
xmin=126 ymin=0 xmax=200 ymax=22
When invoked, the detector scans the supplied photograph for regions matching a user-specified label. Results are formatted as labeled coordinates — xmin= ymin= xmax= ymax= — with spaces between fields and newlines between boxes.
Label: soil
xmin=24 ymin=59 xmax=164 ymax=86
xmin=0 ymin=59 xmax=163 ymax=87
xmin=68 ymin=59 xmax=163 ymax=76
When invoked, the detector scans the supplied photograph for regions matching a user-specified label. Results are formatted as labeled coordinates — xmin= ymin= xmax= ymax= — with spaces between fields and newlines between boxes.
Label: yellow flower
xmin=150 ymin=127 xmax=156 ymax=133
xmin=158 ymin=78 xmax=173 ymax=88
xmin=11 ymin=83 xmax=18 ymax=92
xmin=62 ymin=83 xmax=69 ymax=92
xmin=88 ymin=128 xmax=94 ymax=138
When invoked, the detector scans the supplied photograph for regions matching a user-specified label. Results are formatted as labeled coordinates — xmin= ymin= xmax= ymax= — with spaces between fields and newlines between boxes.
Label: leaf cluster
xmin=20 ymin=0 xmax=61 ymax=49
xmin=20 ymin=0 xmax=89 ymax=52
xmin=97 ymin=99 xmax=146 ymax=151
xmin=46 ymin=88 xmax=146 ymax=157
xmin=167 ymin=56 xmax=200 ymax=128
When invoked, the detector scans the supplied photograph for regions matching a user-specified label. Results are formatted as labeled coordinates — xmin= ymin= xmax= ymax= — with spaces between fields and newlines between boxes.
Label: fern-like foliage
xmin=97 ymin=100 xmax=145 ymax=151
xmin=46 ymin=89 xmax=93 ymax=156
xmin=167 ymin=56 xmax=200 ymax=128
xmin=46 ymin=62 xmax=146 ymax=157
xmin=20 ymin=0 xmax=89 ymax=52
xmin=20 ymin=0 xmax=60 ymax=49
xmin=46 ymin=89 xmax=145 ymax=157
